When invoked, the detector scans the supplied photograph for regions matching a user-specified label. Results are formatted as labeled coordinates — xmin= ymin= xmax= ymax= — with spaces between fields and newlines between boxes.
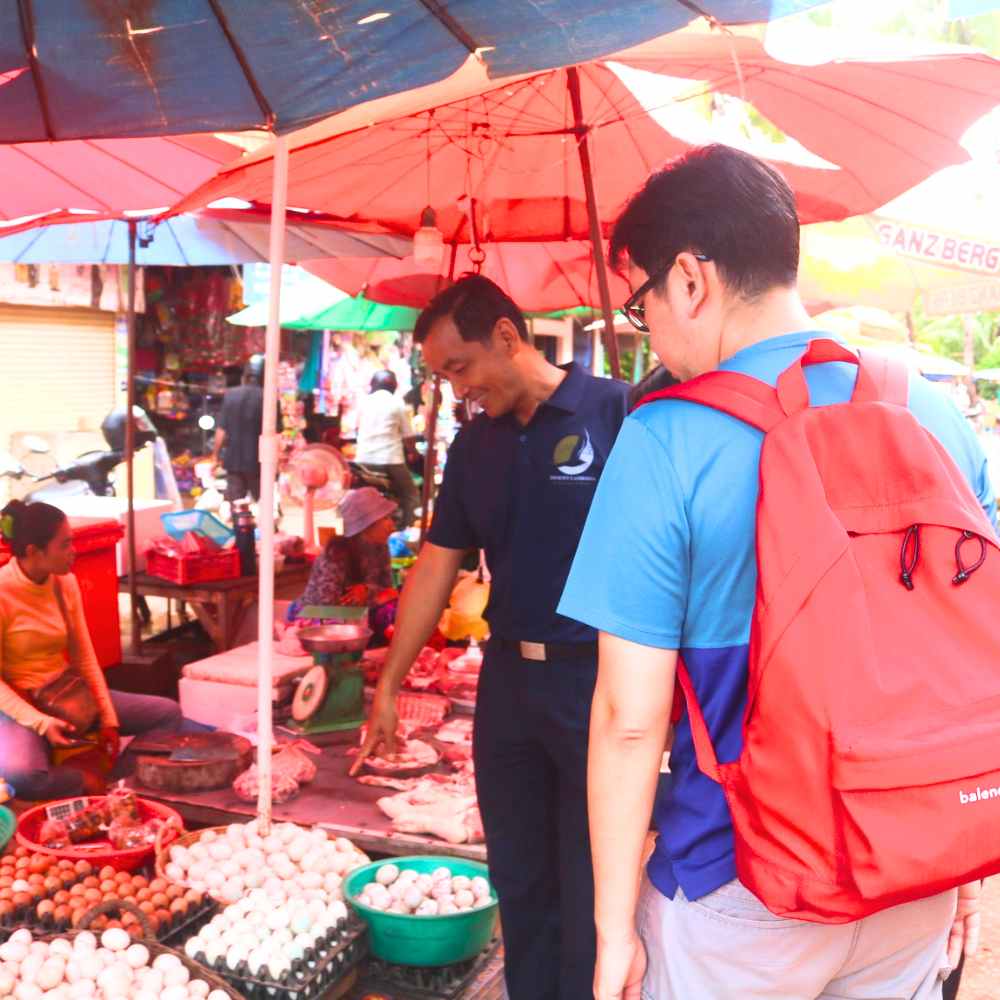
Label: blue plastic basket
xmin=160 ymin=510 xmax=234 ymax=547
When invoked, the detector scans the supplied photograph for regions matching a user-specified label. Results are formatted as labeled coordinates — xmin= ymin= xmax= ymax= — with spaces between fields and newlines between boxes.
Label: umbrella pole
xmin=126 ymin=221 xmax=140 ymax=657
xmin=256 ymin=134 xmax=289 ymax=835
xmin=567 ymin=66 xmax=621 ymax=381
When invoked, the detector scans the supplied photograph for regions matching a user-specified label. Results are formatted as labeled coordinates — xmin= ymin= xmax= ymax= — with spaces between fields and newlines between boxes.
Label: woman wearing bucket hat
xmin=288 ymin=487 xmax=397 ymax=617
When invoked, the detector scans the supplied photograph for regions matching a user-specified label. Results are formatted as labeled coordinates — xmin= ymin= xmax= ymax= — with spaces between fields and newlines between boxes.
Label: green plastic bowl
xmin=344 ymin=855 xmax=498 ymax=967
xmin=0 ymin=806 xmax=14 ymax=855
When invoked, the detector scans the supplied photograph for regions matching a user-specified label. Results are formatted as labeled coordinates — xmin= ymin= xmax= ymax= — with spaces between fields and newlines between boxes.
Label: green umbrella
xmin=287 ymin=294 xmax=420 ymax=332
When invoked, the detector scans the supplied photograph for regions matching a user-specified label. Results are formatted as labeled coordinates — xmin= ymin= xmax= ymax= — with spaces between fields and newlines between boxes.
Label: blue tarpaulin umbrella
xmin=0 ymin=1 xmax=824 ymax=141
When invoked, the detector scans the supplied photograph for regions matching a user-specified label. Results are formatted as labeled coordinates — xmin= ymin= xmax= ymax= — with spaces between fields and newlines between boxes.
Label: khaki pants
xmin=638 ymin=877 xmax=955 ymax=1000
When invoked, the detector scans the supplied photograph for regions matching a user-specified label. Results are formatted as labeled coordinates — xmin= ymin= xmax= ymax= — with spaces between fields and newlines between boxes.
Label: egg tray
xmin=190 ymin=914 xmax=368 ymax=1000
xmin=0 ymin=867 xmax=89 ymax=934
xmin=6 ymin=894 xmax=221 ymax=946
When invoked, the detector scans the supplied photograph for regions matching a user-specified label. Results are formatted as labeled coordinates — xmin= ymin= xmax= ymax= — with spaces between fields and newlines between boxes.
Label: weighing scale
xmin=289 ymin=607 xmax=372 ymax=735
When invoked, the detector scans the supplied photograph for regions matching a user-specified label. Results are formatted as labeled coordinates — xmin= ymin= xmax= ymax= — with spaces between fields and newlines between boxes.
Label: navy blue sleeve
xmin=427 ymin=427 xmax=477 ymax=551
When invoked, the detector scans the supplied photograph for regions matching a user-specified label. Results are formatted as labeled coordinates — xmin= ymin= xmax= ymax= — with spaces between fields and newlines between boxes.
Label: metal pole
xmin=567 ymin=65 xmax=621 ymax=381
xmin=126 ymin=221 xmax=140 ymax=656
xmin=256 ymin=135 xmax=289 ymax=834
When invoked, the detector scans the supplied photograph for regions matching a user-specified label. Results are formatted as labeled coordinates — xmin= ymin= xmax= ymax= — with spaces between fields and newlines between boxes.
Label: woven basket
xmin=156 ymin=823 xmax=370 ymax=904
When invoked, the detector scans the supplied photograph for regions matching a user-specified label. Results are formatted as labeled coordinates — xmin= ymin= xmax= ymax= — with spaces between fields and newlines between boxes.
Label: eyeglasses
xmin=622 ymin=253 xmax=711 ymax=333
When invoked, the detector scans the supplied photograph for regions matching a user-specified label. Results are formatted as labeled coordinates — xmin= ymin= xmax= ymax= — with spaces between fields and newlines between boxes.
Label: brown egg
xmin=83 ymin=876 xmax=99 ymax=889
xmin=138 ymin=900 xmax=155 ymax=915
xmin=53 ymin=904 xmax=71 ymax=925
xmin=169 ymin=898 xmax=187 ymax=915
xmin=71 ymin=908 xmax=87 ymax=928
xmin=35 ymin=899 xmax=55 ymax=919
xmin=131 ymin=875 xmax=148 ymax=891
xmin=183 ymin=889 xmax=202 ymax=906
xmin=28 ymin=855 xmax=49 ymax=875
xmin=53 ymin=890 xmax=71 ymax=905
xmin=0 ymin=865 xmax=14 ymax=879
xmin=99 ymin=879 xmax=117 ymax=895
xmin=135 ymin=888 xmax=151 ymax=903
xmin=14 ymin=857 xmax=29 ymax=870
xmin=69 ymin=883 xmax=86 ymax=898
xmin=12 ymin=891 xmax=32 ymax=909
xmin=148 ymin=878 xmax=167 ymax=894
xmin=127 ymin=923 xmax=145 ymax=940
xmin=121 ymin=912 xmax=136 ymax=927
xmin=105 ymin=918 xmax=123 ymax=930
xmin=150 ymin=892 xmax=169 ymax=909
xmin=146 ymin=913 xmax=161 ymax=934
xmin=0 ymin=900 xmax=13 ymax=920
xmin=57 ymin=858 xmax=74 ymax=871
xmin=154 ymin=907 xmax=171 ymax=927
xmin=114 ymin=871 xmax=131 ymax=885
xmin=83 ymin=887 xmax=102 ymax=904
xmin=43 ymin=875 xmax=62 ymax=894
xmin=164 ymin=884 xmax=183 ymax=901
xmin=14 ymin=847 xmax=29 ymax=859
xmin=90 ymin=915 xmax=108 ymax=931
xmin=98 ymin=866 xmax=116 ymax=881
xmin=74 ymin=860 xmax=92 ymax=876
xmin=0 ymin=887 xmax=12 ymax=901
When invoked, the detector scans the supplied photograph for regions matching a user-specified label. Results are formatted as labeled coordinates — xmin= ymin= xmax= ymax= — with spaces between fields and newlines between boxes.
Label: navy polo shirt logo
xmin=551 ymin=430 xmax=596 ymax=482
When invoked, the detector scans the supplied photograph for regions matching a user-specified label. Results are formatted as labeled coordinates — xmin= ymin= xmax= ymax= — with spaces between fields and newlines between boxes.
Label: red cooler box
xmin=0 ymin=519 xmax=123 ymax=668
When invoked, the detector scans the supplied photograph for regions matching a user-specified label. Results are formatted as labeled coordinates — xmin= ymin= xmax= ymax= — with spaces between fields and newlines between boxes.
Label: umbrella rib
xmin=8 ymin=144 xmax=116 ymax=211
xmin=101 ymin=221 xmax=115 ymax=263
xmin=205 ymin=0 xmax=275 ymax=129
xmin=14 ymin=222 xmax=48 ymax=263
xmin=163 ymin=219 xmax=191 ymax=266
xmin=415 ymin=0 xmax=481 ymax=54
xmin=83 ymin=140 xmax=198 ymax=198
xmin=16 ymin=0 xmax=56 ymax=140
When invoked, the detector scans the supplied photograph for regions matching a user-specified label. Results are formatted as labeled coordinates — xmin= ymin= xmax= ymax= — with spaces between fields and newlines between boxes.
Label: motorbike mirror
xmin=21 ymin=435 xmax=50 ymax=455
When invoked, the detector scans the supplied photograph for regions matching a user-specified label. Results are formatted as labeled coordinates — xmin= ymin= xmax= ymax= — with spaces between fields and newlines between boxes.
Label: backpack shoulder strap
xmin=635 ymin=370 xmax=784 ymax=433
xmin=857 ymin=349 xmax=909 ymax=407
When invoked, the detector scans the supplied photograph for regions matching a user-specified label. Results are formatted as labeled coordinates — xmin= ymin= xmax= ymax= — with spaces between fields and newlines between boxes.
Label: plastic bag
xmin=106 ymin=784 xmax=141 ymax=825
xmin=107 ymin=819 xmax=159 ymax=850
xmin=39 ymin=818 xmax=71 ymax=849
xmin=232 ymin=765 xmax=299 ymax=803
xmin=272 ymin=744 xmax=318 ymax=784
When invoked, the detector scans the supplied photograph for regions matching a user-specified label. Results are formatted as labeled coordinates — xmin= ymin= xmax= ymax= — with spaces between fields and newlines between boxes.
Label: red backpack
xmin=639 ymin=340 xmax=1000 ymax=923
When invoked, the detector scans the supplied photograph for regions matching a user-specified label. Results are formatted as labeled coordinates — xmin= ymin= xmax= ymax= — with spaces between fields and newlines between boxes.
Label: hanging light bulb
xmin=413 ymin=206 xmax=444 ymax=271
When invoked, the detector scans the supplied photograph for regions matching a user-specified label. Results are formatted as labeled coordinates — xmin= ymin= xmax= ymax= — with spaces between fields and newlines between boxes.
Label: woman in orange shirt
xmin=0 ymin=500 xmax=196 ymax=799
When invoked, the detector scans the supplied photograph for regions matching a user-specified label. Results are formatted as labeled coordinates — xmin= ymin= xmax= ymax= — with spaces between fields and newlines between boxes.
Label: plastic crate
xmin=160 ymin=509 xmax=234 ymax=547
xmin=146 ymin=547 xmax=241 ymax=585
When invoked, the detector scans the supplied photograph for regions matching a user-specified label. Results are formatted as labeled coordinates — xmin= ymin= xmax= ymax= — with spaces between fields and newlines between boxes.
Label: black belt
xmin=492 ymin=638 xmax=598 ymax=662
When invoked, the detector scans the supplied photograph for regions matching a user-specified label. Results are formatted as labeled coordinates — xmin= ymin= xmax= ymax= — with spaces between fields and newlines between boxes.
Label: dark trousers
xmin=364 ymin=462 xmax=419 ymax=527
xmin=224 ymin=469 xmax=261 ymax=501
xmin=473 ymin=642 xmax=598 ymax=1000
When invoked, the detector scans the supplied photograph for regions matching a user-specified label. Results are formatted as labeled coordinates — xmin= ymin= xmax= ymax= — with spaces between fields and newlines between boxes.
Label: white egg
xmin=431 ymin=866 xmax=452 ymax=883
xmin=152 ymin=954 xmax=182 ymax=973
xmin=220 ymin=877 xmax=245 ymax=902
xmin=169 ymin=845 xmax=191 ymax=867
xmin=187 ymin=981 xmax=210 ymax=999
xmin=308 ymin=827 xmax=327 ymax=846
xmin=0 ymin=944 xmax=28 ymax=965
xmin=131 ymin=992 xmax=158 ymax=1000
xmin=387 ymin=900 xmax=408 ymax=914
xmin=0 ymin=971 xmax=14 ymax=998
xmin=35 ymin=959 xmax=65 ymax=991
xmin=46 ymin=943 xmax=71 ymax=963
xmin=207 ymin=841 xmax=232 ymax=863
xmin=416 ymin=899 xmax=440 ymax=916
xmin=164 ymin=863 xmax=185 ymax=883
xmin=183 ymin=939 xmax=202 ymax=961
xmin=204 ymin=870 xmax=226 ymax=890
xmin=286 ymin=837 xmax=310 ymax=864
xmin=123 ymin=944 xmax=148 ymax=970
xmin=454 ymin=889 xmax=475 ymax=909
xmin=471 ymin=876 xmax=491 ymax=899
xmin=9 ymin=931 xmax=32 ymax=948
xmin=188 ymin=843 xmax=208 ymax=862
xmin=224 ymin=945 xmax=246 ymax=972
xmin=265 ymin=908 xmax=290 ymax=932
xmin=439 ymin=901 xmax=460 ymax=915
xmin=70 ymin=934 xmax=96 ymax=954
xmin=357 ymin=892 xmax=373 ymax=908
xmin=431 ymin=883 xmax=455 ymax=901
xmin=375 ymin=864 xmax=399 ymax=886
xmin=159 ymin=987 xmax=188 ymax=1000
xmin=402 ymin=886 xmax=424 ymax=910
xmin=162 ymin=964 xmax=189 ymax=989
xmin=66 ymin=981 xmax=94 ymax=1000
xmin=262 ymin=834 xmax=283 ymax=853
xmin=415 ymin=874 xmax=434 ymax=894
xmin=13 ymin=983 xmax=42 ymax=1000
xmin=207 ymin=992 xmax=231 ymax=1000
xmin=18 ymin=955 xmax=44 ymax=985
xmin=277 ymin=824 xmax=299 ymax=845
xmin=73 ymin=957 xmax=100 ymax=984
xmin=95 ymin=966 xmax=131 ymax=997
xmin=226 ymin=823 xmax=246 ymax=842
xmin=199 ymin=829 xmax=218 ymax=845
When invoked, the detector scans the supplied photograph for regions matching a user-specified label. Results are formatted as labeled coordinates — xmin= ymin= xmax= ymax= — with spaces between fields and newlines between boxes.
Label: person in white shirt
xmin=355 ymin=370 xmax=419 ymax=527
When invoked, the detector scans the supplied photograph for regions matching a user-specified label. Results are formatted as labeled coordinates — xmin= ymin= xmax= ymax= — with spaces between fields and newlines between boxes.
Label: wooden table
xmin=119 ymin=561 xmax=311 ymax=652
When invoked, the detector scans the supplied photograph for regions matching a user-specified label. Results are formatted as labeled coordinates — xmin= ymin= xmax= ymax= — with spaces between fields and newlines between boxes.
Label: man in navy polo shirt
xmin=559 ymin=145 xmax=990 ymax=999
xmin=353 ymin=275 xmax=628 ymax=999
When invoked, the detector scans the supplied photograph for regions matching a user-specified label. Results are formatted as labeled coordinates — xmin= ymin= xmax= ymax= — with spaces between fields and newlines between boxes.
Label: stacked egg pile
xmin=355 ymin=864 xmax=493 ymax=916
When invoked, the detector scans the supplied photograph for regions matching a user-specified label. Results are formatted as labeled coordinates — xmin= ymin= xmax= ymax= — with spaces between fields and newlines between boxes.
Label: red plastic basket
xmin=146 ymin=547 xmax=240 ymax=585
xmin=16 ymin=796 xmax=184 ymax=872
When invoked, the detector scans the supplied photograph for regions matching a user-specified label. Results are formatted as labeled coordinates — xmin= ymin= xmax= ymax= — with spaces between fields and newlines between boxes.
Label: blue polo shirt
xmin=559 ymin=332 xmax=996 ymax=902
xmin=429 ymin=362 xmax=628 ymax=643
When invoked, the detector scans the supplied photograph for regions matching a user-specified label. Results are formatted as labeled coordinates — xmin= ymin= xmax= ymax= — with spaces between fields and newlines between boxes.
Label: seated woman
xmin=289 ymin=487 xmax=397 ymax=618
xmin=0 ymin=500 xmax=200 ymax=800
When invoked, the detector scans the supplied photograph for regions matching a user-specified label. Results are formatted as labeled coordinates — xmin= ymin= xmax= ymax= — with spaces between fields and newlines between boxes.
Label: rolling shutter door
xmin=0 ymin=305 xmax=116 ymax=452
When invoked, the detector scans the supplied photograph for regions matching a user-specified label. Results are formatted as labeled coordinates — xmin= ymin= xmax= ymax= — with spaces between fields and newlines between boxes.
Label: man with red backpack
xmin=559 ymin=144 xmax=996 ymax=999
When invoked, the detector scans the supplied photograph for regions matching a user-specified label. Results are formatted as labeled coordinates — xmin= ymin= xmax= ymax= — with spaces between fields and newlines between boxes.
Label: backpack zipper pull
xmin=899 ymin=524 xmax=921 ymax=591
xmin=953 ymin=530 xmax=987 ymax=585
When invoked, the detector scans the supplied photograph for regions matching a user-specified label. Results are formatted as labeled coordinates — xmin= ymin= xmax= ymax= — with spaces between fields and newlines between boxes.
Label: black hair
xmin=370 ymin=369 xmax=399 ymax=394
xmin=1 ymin=500 xmax=67 ymax=558
xmin=610 ymin=144 xmax=800 ymax=301
xmin=413 ymin=274 xmax=528 ymax=345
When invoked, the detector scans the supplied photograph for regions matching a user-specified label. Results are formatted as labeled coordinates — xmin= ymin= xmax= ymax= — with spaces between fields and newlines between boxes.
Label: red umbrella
xmin=303 ymin=241 xmax=631 ymax=314
xmin=0 ymin=134 xmax=241 ymax=226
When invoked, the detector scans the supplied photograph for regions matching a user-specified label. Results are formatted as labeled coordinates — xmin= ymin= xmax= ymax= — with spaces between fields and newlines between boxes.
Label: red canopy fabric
xmin=0 ymin=134 xmax=241 ymax=226
xmin=303 ymin=242 xmax=631 ymax=313
xmin=168 ymin=33 xmax=1000 ymax=236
